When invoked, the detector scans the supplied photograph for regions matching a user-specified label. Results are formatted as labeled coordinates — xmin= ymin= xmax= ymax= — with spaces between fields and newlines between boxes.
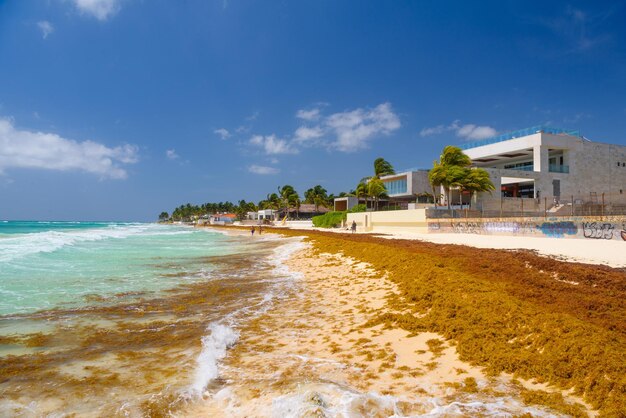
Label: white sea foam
xmin=189 ymin=323 xmax=239 ymax=396
xmin=0 ymin=224 xmax=191 ymax=262
xmin=187 ymin=238 xmax=307 ymax=400
xmin=269 ymin=383 xmax=558 ymax=418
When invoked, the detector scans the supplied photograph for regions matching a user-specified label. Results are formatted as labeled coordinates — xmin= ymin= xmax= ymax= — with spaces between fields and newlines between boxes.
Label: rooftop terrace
xmin=460 ymin=125 xmax=580 ymax=150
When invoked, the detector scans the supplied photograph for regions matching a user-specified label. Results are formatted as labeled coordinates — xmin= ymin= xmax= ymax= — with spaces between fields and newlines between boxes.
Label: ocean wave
xmin=186 ymin=238 xmax=307 ymax=399
xmin=0 ymin=224 xmax=190 ymax=262
xmin=189 ymin=322 xmax=239 ymax=396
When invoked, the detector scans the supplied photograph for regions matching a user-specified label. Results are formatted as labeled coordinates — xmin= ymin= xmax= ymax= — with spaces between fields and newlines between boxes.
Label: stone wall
xmin=427 ymin=216 xmax=626 ymax=241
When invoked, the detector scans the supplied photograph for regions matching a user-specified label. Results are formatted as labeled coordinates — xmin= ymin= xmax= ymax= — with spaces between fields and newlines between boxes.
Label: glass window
xmin=384 ymin=178 xmax=407 ymax=195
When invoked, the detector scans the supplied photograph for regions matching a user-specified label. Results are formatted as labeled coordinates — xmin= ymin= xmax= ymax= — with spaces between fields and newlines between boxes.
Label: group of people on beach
xmin=250 ymin=225 xmax=262 ymax=236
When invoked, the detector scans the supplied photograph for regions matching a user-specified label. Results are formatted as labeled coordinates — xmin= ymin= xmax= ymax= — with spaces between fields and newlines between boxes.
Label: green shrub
xmin=312 ymin=211 xmax=347 ymax=228
xmin=348 ymin=204 xmax=367 ymax=213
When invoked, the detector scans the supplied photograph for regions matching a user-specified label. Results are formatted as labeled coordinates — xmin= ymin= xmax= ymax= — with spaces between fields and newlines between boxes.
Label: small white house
xmin=258 ymin=209 xmax=276 ymax=221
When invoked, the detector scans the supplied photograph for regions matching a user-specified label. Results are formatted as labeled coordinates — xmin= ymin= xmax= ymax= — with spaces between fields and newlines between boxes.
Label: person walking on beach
xmin=351 ymin=220 xmax=357 ymax=234
xmin=258 ymin=225 xmax=263 ymax=234
xmin=251 ymin=226 xmax=255 ymax=236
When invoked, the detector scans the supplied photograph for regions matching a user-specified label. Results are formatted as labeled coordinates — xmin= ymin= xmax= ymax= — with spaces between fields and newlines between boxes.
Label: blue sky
xmin=0 ymin=0 xmax=625 ymax=221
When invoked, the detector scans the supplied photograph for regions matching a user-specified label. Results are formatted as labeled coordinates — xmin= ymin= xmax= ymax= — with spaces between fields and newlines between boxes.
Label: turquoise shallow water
xmin=0 ymin=221 xmax=241 ymax=315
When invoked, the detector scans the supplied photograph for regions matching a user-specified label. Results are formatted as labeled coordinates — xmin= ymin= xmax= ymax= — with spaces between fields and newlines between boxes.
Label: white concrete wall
xmin=347 ymin=209 xmax=428 ymax=233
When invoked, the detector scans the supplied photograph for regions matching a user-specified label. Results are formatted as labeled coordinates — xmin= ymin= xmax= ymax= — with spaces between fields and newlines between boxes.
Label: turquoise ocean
xmin=0 ymin=220 xmax=305 ymax=416
xmin=0 ymin=221 xmax=245 ymax=315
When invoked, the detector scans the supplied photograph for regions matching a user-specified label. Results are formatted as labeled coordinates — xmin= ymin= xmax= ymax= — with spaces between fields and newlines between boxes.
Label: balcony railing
xmin=549 ymin=164 xmax=569 ymax=173
xmin=505 ymin=165 xmax=534 ymax=172
xmin=460 ymin=125 xmax=580 ymax=150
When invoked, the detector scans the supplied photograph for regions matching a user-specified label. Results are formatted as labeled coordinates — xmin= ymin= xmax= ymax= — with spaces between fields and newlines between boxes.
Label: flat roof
xmin=460 ymin=125 xmax=580 ymax=150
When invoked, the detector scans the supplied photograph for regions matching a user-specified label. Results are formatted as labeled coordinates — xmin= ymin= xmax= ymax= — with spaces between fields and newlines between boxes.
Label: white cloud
xmin=456 ymin=124 xmax=497 ymax=140
xmin=246 ymin=111 xmax=259 ymax=121
xmin=0 ymin=118 xmax=138 ymax=179
xmin=293 ymin=125 xmax=324 ymax=144
xmin=249 ymin=102 xmax=400 ymax=155
xmin=325 ymin=102 xmax=401 ymax=152
xmin=214 ymin=128 xmax=230 ymax=140
xmin=249 ymin=134 xmax=298 ymax=155
xmin=73 ymin=0 xmax=121 ymax=21
xmin=419 ymin=124 xmax=447 ymax=137
xmin=296 ymin=108 xmax=321 ymax=121
xmin=165 ymin=149 xmax=179 ymax=160
xmin=248 ymin=164 xmax=279 ymax=175
xmin=37 ymin=21 xmax=54 ymax=39
xmin=420 ymin=120 xmax=496 ymax=141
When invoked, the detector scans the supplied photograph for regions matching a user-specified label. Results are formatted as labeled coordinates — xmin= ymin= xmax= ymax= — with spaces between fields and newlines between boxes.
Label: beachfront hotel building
xmin=462 ymin=126 xmax=626 ymax=211
xmin=335 ymin=126 xmax=626 ymax=214
xmin=333 ymin=170 xmax=432 ymax=211
xmin=379 ymin=169 xmax=432 ymax=204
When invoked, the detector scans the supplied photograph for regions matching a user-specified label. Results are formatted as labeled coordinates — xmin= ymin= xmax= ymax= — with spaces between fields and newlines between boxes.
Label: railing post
xmin=544 ymin=197 xmax=547 ymax=219
xmin=521 ymin=197 xmax=524 ymax=217
xmin=571 ymin=195 xmax=574 ymax=216
xmin=601 ymin=193 xmax=605 ymax=220
xmin=500 ymin=198 xmax=503 ymax=219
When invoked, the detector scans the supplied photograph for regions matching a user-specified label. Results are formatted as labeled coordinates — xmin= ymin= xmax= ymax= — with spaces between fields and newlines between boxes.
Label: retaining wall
xmin=427 ymin=216 xmax=626 ymax=241
xmin=347 ymin=209 xmax=428 ymax=233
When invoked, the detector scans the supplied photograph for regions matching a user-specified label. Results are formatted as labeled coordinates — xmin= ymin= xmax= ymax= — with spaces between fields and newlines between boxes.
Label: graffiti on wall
xmin=428 ymin=222 xmax=441 ymax=231
xmin=483 ymin=221 xmax=534 ymax=234
xmin=428 ymin=218 xmax=626 ymax=241
xmin=451 ymin=222 xmax=481 ymax=234
xmin=582 ymin=222 xmax=616 ymax=240
xmin=536 ymin=221 xmax=578 ymax=238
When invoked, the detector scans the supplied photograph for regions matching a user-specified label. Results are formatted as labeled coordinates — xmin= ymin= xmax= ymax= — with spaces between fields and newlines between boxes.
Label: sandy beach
xmin=192 ymin=244 xmax=576 ymax=416
xmin=188 ymin=226 xmax=626 ymax=416
xmin=276 ymin=223 xmax=626 ymax=268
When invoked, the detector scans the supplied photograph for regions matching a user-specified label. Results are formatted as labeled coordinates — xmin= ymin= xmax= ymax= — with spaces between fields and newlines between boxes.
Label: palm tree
xmin=440 ymin=145 xmax=472 ymax=167
xmin=278 ymin=185 xmax=298 ymax=218
xmin=288 ymin=193 xmax=301 ymax=218
xmin=355 ymin=181 xmax=369 ymax=209
xmin=367 ymin=178 xmax=387 ymax=211
xmin=373 ymin=157 xmax=396 ymax=177
xmin=304 ymin=185 xmax=329 ymax=213
xmin=428 ymin=146 xmax=473 ymax=209
xmin=458 ymin=168 xmax=495 ymax=207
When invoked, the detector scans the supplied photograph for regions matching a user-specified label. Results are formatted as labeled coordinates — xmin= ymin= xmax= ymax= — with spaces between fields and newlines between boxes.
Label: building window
xmin=384 ymin=178 xmax=408 ymax=195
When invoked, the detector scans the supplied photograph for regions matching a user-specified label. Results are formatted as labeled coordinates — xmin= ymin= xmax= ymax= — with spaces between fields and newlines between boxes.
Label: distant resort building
xmin=209 ymin=213 xmax=236 ymax=225
xmin=247 ymin=205 xmax=331 ymax=222
xmin=464 ymin=126 xmax=626 ymax=213
xmin=335 ymin=126 xmax=626 ymax=214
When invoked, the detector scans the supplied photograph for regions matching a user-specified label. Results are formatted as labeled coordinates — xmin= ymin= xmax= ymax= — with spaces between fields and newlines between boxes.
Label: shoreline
xmin=193 ymin=226 xmax=626 ymax=416
xmin=201 ymin=228 xmax=626 ymax=416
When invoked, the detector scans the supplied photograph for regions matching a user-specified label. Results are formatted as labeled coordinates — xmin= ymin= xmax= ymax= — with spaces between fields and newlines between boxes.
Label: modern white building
xmin=462 ymin=126 xmax=626 ymax=210
xmin=379 ymin=169 xmax=432 ymax=203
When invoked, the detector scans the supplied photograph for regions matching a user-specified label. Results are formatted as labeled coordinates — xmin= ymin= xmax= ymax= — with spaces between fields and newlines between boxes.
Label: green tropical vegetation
xmin=304 ymin=185 xmax=329 ymax=214
xmin=162 ymin=151 xmax=495 ymax=224
xmin=311 ymin=211 xmax=346 ymax=228
xmin=428 ymin=145 xmax=495 ymax=209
